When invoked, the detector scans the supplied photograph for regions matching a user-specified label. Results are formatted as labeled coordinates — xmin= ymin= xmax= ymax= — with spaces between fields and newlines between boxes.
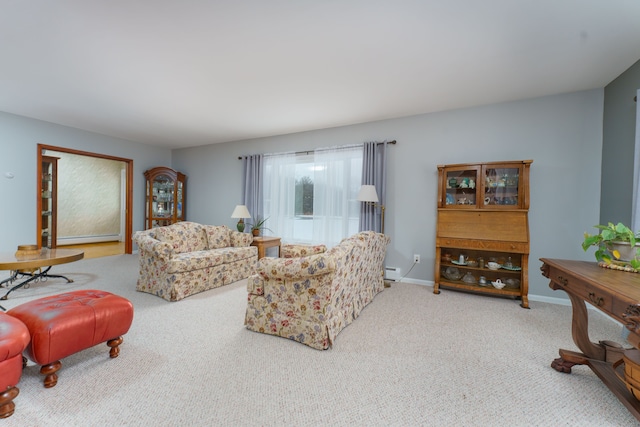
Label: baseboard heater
xmin=385 ymin=266 xmax=401 ymax=282
xmin=57 ymin=234 xmax=122 ymax=246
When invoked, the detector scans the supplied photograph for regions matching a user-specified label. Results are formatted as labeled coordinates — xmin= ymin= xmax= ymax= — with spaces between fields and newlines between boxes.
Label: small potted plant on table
xmin=249 ymin=217 xmax=271 ymax=237
xmin=582 ymin=222 xmax=640 ymax=269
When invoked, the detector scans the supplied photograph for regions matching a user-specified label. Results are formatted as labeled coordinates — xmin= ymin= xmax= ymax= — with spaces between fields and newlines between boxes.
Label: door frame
xmin=37 ymin=144 xmax=134 ymax=254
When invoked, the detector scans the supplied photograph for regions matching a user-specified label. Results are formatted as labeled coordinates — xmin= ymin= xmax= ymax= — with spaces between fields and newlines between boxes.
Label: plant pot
xmin=610 ymin=242 xmax=640 ymax=262
xmin=252 ymin=229 xmax=260 ymax=237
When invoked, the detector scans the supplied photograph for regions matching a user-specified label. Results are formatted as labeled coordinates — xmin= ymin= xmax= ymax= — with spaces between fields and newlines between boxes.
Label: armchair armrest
xmin=248 ymin=253 xmax=336 ymax=298
xmin=255 ymin=253 xmax=336 ymax=280
xmin=281 ymin=243 xmax=327 ymax=258
xmin=133 ymin=232 xmax=174 ymax=263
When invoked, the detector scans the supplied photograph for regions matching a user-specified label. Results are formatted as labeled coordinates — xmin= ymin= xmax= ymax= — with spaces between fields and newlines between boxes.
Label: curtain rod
xmin=238 ymin=140 xmax=396 ymax=160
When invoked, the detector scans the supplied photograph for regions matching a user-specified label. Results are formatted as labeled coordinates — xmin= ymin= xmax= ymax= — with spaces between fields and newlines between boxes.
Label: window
xmin=264 ymin=146 xmax=363 ymax=247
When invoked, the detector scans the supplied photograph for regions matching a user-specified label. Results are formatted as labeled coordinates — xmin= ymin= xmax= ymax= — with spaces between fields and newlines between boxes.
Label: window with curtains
xmin=263 ymin=145 xmax=363 ymax=247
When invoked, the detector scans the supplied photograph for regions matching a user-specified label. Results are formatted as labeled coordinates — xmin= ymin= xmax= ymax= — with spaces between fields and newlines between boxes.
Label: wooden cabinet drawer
xmin=437 ymin=237 xmax=528 ymax=253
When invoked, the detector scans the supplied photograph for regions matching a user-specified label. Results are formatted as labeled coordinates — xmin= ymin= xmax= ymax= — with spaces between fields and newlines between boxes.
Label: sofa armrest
xmin=255 ymin=253 xmax=336 ymax=280
xmin=133 ymin=232 xmax=174 ymax=263
xmin=281 ymin=243 xmax=327 ymax=258
xmin=230 ymin=230 xmax=253 ymax=247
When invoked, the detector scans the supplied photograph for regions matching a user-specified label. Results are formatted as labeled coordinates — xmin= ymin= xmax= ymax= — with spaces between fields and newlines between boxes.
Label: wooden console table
xmin=540 ymin=258 xmax=640 ymax=420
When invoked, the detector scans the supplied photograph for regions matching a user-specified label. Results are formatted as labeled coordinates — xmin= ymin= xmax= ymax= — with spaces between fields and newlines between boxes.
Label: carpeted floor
xmin=1 ymin=254 xmax=637 ymax=426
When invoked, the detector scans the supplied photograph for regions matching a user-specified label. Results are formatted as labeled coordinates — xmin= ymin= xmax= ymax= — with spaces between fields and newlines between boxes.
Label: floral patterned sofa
xmin=245 ymin=231 xmax=390 ymax=350
xmin=133 ymin=221 xmax=257 ymax=301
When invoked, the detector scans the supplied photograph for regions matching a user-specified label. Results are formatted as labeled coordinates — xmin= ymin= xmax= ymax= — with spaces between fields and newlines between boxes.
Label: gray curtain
xmin=241 ymin=154 xmax=263 ymax=228
xmin=359 ymin=141 xmax=388 ymax=232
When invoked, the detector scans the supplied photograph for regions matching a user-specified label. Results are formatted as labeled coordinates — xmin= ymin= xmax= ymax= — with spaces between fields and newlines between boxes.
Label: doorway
xmin=36 ymin=144 xmax=133 ymax=255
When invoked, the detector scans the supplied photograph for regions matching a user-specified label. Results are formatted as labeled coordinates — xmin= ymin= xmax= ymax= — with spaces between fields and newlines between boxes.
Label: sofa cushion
xmin=218 ymin=246 xmax=257 ymax=264
xmin=205 ymin=225 xmax=231 ymax=249
xmin=155 ymin=222 xmax=208 ymax=253
xmin=167 ymin=250 xmax=226 ymax=274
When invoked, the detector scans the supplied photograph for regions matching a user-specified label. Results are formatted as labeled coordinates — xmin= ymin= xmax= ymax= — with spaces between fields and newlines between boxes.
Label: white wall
xmin=53 ymin=151 xmax=124 ymax=243
xmin=0 ymin=111 xmax=172 ymax=251
xmin=172 ymin=89 xmax=604 ymax=301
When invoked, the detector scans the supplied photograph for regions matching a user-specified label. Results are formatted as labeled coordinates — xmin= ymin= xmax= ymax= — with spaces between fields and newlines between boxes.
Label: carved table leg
xmin=551 ymin=349 xmax=589 ymax=373
xmin=40 ymin=361 xmax=62 ymax=388
xmin=567 ymin=292 xmax=606 ymax=360
xmin=107 ymin=336 xmax=123 ymax=358
xmin=0 ymin=386 xmax=19 ymax=418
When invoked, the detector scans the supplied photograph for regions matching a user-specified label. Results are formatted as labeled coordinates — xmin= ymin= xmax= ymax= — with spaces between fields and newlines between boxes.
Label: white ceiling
xmin=2 ymin=1 xmax=640 ymax=150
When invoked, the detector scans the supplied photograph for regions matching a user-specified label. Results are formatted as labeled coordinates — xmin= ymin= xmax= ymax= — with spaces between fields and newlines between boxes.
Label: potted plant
xmin=249 ymin=216 xmax=271 ymax=237
xmin=582 ymin=222 xmax=640 ymax=269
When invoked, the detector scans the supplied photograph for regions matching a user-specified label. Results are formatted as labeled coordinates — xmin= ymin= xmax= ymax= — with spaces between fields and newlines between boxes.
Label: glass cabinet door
xmin=152 ymin=174 xmax=175 ymax=228
xmin=482 ymin=165 xmax=521 ymax=208
xmin=442 ymin=165 xmax=480 ymax=208
xmin=176 ymin=180 xmax=183 ymax=220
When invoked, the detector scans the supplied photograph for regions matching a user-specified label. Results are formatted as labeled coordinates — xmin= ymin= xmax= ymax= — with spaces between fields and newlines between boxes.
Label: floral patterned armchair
xmin=245 ymin=231 xmax=390 ymax=349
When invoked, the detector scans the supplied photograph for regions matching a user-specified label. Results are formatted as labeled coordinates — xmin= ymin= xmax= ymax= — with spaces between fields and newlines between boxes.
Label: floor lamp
xmin=357 ymin=185 xmax=385 ymax=234
xmin=357 ymin=185 xmax=391 ymax=287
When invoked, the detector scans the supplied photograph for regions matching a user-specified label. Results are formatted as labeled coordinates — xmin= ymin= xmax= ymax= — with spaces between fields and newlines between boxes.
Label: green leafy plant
xmin=248 ymin=216 xmax=272 ymax=234
xmin=582 ymin=222 xmax=640 ymax=268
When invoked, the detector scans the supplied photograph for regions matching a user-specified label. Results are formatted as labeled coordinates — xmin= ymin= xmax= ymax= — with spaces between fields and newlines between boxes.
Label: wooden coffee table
xmin=0 ymin=248 xmax=84 ymax=308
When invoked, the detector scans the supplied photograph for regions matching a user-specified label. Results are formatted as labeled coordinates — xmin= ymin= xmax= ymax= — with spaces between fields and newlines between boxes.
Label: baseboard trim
xmin=394 ymin=278 xmax=596 ymax=309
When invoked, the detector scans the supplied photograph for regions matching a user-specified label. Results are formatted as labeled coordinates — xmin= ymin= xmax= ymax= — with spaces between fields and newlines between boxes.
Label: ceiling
xmin=2 ymin=1 xmax=640 ymax=150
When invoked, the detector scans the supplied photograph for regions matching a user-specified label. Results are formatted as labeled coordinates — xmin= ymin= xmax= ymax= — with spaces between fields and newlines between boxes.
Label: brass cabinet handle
xmin=588 ymin=292 xmax=604 ymax=307
xmin=556 ymin=275 xmax=568 ymax=286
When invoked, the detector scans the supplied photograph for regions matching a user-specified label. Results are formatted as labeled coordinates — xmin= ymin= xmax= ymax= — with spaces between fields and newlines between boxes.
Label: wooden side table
xmin=251 ymin=236 xmax=281 ymax=259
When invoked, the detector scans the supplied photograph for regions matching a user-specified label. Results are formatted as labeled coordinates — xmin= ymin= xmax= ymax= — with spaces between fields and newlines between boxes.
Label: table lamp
xmin=231 ymin=205 xmax=251 ymax=232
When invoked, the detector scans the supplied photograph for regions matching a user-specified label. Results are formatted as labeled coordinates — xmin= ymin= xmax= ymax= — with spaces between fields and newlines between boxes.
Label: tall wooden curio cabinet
xmin=144 ymin=167 xmax=187 ymax=229
xmin=434 ymin=160 xmax=532 ymax=308
xmin=40 ymin=156 xmax=59 ymax=248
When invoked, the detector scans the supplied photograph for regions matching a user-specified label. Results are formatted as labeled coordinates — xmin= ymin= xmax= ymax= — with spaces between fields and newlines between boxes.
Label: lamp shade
xmin=357 ymin=185 xmax=379 ymax=202
xmin=231 ymin=205 xmax=251 ymax=219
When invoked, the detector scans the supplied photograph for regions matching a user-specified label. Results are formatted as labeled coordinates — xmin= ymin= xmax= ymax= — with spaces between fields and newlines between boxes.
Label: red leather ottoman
xmin=7 ymin=290 xmax=133 ymax=388
xmin=0 ymin=312 xmax=30 ymax=418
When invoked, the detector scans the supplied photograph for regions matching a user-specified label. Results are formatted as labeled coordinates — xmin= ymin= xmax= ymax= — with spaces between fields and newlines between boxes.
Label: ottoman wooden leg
xmin=107 ymin=336 xmax=123 ymax=358
xmin=0 ymin=386 xmax=19 ymax=419
xmin=40 ymin=361 xmax=62 ymax=388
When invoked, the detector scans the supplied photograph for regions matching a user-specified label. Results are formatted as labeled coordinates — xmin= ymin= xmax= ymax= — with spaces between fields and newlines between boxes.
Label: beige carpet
xmin=0 ymin=254 xmax=637 ymax=426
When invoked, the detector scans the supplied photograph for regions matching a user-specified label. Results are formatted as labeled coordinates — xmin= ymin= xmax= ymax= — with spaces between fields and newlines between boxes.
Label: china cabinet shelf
xmin=144 ymin=166 xmax=186 ymax=230
xmin=39 ymin=156 xmax=59 ymax=248
xmin=434 ymin=160 xmax=532 ymax=308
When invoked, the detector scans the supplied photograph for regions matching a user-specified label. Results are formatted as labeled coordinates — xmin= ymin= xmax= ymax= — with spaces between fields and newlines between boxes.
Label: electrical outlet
xmin=413 ymin=254 xmax=420 ymax=264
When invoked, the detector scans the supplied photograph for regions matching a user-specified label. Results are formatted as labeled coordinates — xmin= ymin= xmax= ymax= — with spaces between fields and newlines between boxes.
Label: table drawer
xmin=548 ymin=266 xmax=613 ymax=313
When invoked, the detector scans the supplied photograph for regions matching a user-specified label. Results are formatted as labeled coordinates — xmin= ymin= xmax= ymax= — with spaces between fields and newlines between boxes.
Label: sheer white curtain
xmin=263 ymin=146 xmax=363 ymax=246
xmin=311 ymin=146 xmax=362 ymax=247
xmin=263 ymin=152 xmax=297 ymax=239
xmin=633 ymin=89 xmax=640 ymax=231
